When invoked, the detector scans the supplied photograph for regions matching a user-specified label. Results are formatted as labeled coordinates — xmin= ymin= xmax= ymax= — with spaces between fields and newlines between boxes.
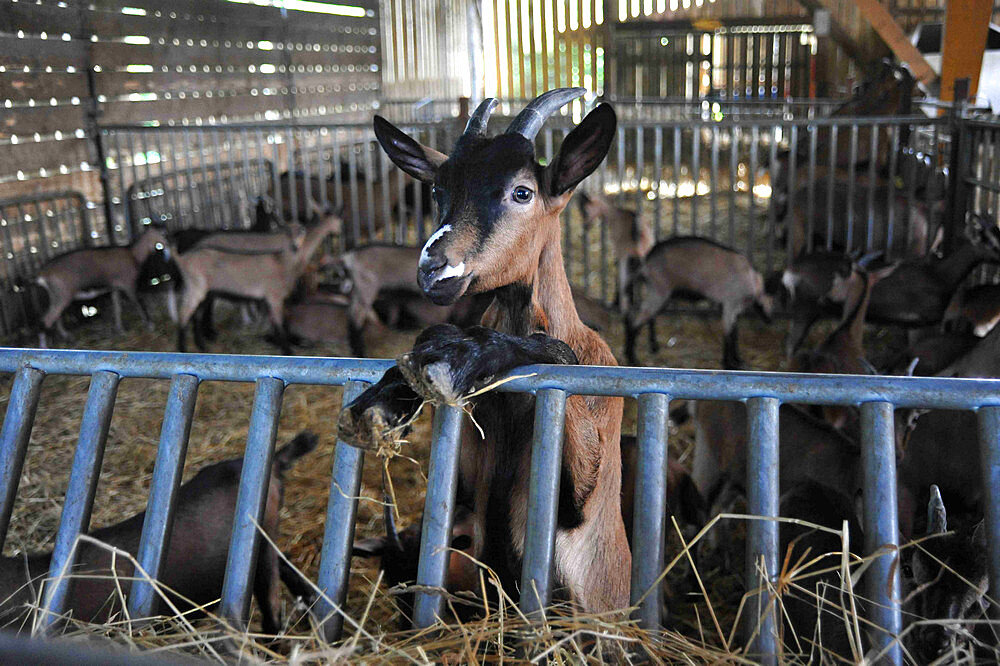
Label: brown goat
xmin=172 ymin=213 xmax=340 ymax=353
xmin=34 ymin=227 xmax=169 ymax=343
xmin=626 ymin=237 xmax=773 ymax=368
xmin=338 ymin=90 xmax=630 ymax=612
xmin=0 ymin=432 xmax=317 ymax=632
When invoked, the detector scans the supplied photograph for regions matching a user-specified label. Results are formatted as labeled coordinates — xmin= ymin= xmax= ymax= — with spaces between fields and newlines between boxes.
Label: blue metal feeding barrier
xmin=0 ymin=347 xmax=998 ymax=664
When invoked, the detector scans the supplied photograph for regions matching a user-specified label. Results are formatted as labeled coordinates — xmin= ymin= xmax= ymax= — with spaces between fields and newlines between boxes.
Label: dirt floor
xmin=0 ymin=287 xmax=917 ymax=660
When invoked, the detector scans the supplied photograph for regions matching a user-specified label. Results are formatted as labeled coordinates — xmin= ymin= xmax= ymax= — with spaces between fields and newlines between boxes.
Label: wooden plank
xmin=0 ymin=72 xmax=90 ymax=102
xmin=0 ymin=35 xmax=88 ymax=69
xmin=1 ymin=106 xmax=88 ymax=137
xmin=849 ymin=0 xmax=936 ymax=84
xmin=0 ymin=139 xmax=91 ymax=173
xmin=940 ymin=0 xmax=993 ymax=102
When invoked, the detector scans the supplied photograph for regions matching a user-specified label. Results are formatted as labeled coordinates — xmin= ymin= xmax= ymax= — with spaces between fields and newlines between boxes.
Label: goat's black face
xmin=373 ymin=92 xmax=616 ymax=305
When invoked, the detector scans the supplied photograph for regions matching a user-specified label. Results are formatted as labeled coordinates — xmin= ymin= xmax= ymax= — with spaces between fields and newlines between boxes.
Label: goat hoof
xmin=397 ymin=353 xmax=463 ymax=405
xmin=336 ymin=402 xmax=398 ymax=452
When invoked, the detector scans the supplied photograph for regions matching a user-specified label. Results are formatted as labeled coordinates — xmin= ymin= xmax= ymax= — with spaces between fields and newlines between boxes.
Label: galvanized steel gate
xmin=1 ymin=347 xmax=999 ymax=664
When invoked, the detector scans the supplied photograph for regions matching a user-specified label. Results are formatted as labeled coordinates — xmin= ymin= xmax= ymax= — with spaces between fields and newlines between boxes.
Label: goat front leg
xmin=395 ymin=324 xmax=578 ymax=406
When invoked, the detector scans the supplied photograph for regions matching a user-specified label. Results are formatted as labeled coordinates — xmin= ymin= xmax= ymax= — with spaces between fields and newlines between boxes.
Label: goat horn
xmin=382 ymin=467 xmax=404 ymax=553
xmin=505 ymin=87 xmax=587 ymax=141
xmin=463 ymin=97 xmax=498 ymax=137
xmin=927 ymin=484 xmax=947 ymax=534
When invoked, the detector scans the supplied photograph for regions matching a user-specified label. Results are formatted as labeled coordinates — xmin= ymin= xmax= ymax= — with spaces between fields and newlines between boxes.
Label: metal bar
xmin=519 ymin=388 xmax=568 ymax=617
xmin=826 ymin=125 xmax=838 ymax=251
xmin=887 ymin=126 xmax=900 ymax=257
xmin=39 ymin=370 xmax=121 ymax=631
xmin=348 ymin=140 xmax=361 ymax=242
xmin=977 ymin=405 xmax=1000 ymax=617
xmin=766 ymin=125 xmax=777 ymax=273
xmin=846 ymin=125 xmax=858 ymax=251
xmin=711 ymin=125 xmax=719 ymax=240
xmin=748 ymin=126 xmax=758 ymax=261
xmin=127 ymin=374 xmax=200 ymax=619
xmin=745 ymin=396 xmax=779 ymax=664
xmin=413 ymin=405 xmax=465 ymax=628
xmin=182 ymin=129 xmax=197 ymax=226
xmin=654 ymin=126 xmax=663 ymax=237
xmin=730 ymin=125 xmax=740 ymax=247
xmin=219 ymin=376 xmax=285 ymax=629
xmin=315 ymin=381 xmax=367 ymax=642
xmin=860 ymin=401 xmax=903 ymax=665
xmin=210 ymin=131 xmax=230 ymax=227
xmin=867 ymin=124 xmax=879 ymax=250
xmin=364 ymin=140 xmax=376 ymax=238
xmin=0 ymin=366 xmax=45 ymax=548
xmin=287 ymin=128 xmax=299 ymax=224
xmin=630 ymin=392 xmax=669 ymax=629
xmin=673 ymin=126 xmax=681 ymax=234
xmin=691 ymin=124 xmax=700 ymax=234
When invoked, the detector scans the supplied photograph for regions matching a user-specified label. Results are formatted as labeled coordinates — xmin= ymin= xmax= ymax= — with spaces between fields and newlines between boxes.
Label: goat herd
xmin=5 ymin=88 xmax=999 ymax=660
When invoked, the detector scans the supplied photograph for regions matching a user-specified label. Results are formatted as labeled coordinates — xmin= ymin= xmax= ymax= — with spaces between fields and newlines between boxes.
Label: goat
xmin=783 ymin=183 xmax=937 ymax=259
xmin=779 ymin=216 xmax=1000 ymax=356
xmin=777 ymin=481 xmax=862 ymax=661
xmin=625 ymin=237 xmax=774 ymax=368
xmin=578 ymin=192 xmax=659 ymax=348
xmin=352 ymin=503 xmax=479 ymax=627
xmin=943 ymin=283 xmax=1000 ymax=337
xmin=690 ymin=400 xmax=860 ymax=518
xmin=337 ymin=89 xmax=630 ymax=612
xmin=789 ymin=259 xmax=896 ymax=430
xmin=936 ymin=319 xmax=1000 ymax=378
xmin=0 ymin=432 xmax=317 ymax=632
xmin=172 ymin=212 xmax=340 ymax=354
xmin=904 ymin=486 xmax=993 ymax=662
xmin=272 ymin=168 xmax=432 ymax=247
xmin=887 ymin=331 xmax=979 ymax=376
xmin=33 ymin=227 xmax=169 ymax=345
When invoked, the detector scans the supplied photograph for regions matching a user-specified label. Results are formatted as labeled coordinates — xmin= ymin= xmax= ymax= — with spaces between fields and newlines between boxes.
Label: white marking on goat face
xmin=437 ymin=261 xmax=466 ymax=280
xmin=421 ymin=224 xmax=452 ymax=265
xmin=781 ymin=270 xmax=800 ymax=300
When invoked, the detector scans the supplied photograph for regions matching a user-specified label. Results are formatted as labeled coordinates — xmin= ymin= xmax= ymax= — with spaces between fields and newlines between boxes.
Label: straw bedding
xmin=0 ymin=294 xmax=982 ymax=663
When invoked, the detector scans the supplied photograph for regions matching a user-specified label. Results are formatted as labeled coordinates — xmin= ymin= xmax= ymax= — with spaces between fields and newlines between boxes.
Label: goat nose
xmin=419 ymin=254 xmax=447 ymax=274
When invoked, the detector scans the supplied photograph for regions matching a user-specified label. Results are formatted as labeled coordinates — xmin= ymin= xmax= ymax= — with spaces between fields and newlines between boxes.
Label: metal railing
xmin=1 ymin=347 xmax=998 ymax=664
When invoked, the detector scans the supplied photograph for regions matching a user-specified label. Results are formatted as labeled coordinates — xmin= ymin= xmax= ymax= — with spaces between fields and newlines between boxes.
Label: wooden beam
xmin=850 ymin=0 xmax=936 ymax=85
xmin=940 ymin=0 xmax=992 ymax=102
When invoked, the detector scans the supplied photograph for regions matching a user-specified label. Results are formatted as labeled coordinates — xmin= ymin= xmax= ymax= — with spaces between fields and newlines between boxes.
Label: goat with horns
xmin=338 ymin=89 xmax=629 ymax=612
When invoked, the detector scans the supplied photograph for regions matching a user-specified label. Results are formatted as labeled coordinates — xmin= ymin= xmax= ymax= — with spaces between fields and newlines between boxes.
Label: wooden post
xmin=940 ymin=0 xmax=993 ymax=102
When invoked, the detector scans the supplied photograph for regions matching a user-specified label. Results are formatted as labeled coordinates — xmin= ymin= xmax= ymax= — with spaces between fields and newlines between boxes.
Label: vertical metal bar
xmin=364 ymin=141 xmax=376 ymax=238
xmin=39 ymin=370 xmax=121 ymax=631
xmin=867 ymin=124 xmax=879 ymax=251
xmin=210 ymin=130 xmax=230 ymax=227
xmin=846 ymin=125 xmax=858 ymax=252
xmin=348 ymin=141 xmax=361 ymax=242
xmin=766 ymin=125 xmax=778 ymax=273
xmin=691 ymin=124 xmax=700 ymax=234
xmin=673 ymin=126 xmax=681 ymax=234
xmin=379 ymin=142 xmax=391 ymax=242
xmin=654 ymin=126 xmax=663 ymax=237
xmin=127 ymin=374 xmax=200 ymax=619
xmin=977 ymin=405 xmax=1000 ymax=617
xmin=0 ymin=366 xmax=45 ymax=549
xmin=745 ymin=396 xmax=779 ymax=664
xmin=860 ymin=401 xmax=903 ymax=666
xmin=887 ymin=126 xmax=900 ymax=257
xmin=807 ymin=124 xmax=817 ymax=239
xmin=316 ymin=129 xmax=330 ymax=217
xmin=519 ymin=388 xmax=568 ymax=617
xmin=315 ymin=381 xmax=367 ymax=642
xmin=195 ymin=130 xmax=217 ymax=228
xmin=413 ymin=405 xmax=465 ymax=628
xmin=630 ymin=392 xmax=669 ymax=630
xmin=785 ymin=125 xmax=798 ymax=261
xmin=636 ymin=126 xmax=645 ymax=222
xmin=219 ymin=376 xmax=285 ymax=629
xmin=730 ymin=125 xmax=740 ymax=247
xmin=182 ymin=129 xmax=197 ymax=224
xmin=286 ymin=128 xmax=299 ymax=224
xmin=301 ymin=131 xmax=314 ymax=222
xmin=826 ymin=125 xmax=838 ymax=251
xmin=748 ymin=126 xmax=758 ymax=261
xmin=711 ymin=125 xmax=719 ymax=240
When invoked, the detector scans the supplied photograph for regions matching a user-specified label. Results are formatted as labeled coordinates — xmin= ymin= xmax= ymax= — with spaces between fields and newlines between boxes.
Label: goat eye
xmin=512 ymin=186 xmax=533 ymax=204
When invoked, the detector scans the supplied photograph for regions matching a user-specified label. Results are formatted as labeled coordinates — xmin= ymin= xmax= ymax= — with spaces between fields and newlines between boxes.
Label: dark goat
xmin=904 ymin=487 xmax=993 ymax=662
xmin=0 ymin=432 xmax=317 ymax=632
xmin=943 ymin=282 xmax=1000 ymax=337
xmin=339 ymin=90 xmax=631 ymax=612
xmin=887 ymin=331 xmax=979 ymax=376
xmin=779 ymin=217 xmax=1000 ymax=356
xmin=936 ymin=319 xmax=1000 ymax=378
xmin=352 ymin=503 xmax=480 ymax=627
xmin=626 ymin=237 xmax=773 ymax=368
xmin=790 ymin=259 xmax=896 ymax=430
xmin=778 ymin=481 xmax=862 ymax=661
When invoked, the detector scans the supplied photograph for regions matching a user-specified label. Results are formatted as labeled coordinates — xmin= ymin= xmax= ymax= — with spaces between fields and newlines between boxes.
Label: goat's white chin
xmin=421 ymin=273 xmax=473 ymax=306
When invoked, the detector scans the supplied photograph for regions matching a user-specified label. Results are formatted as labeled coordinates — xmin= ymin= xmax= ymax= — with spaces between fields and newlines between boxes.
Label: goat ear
xmin=547 ymin=103 xmax=616 ymax=197
xmin=373 ymin=115 xmax=447 ymax=184
xmin=352 ymin=537 xmax=386 ymax=557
